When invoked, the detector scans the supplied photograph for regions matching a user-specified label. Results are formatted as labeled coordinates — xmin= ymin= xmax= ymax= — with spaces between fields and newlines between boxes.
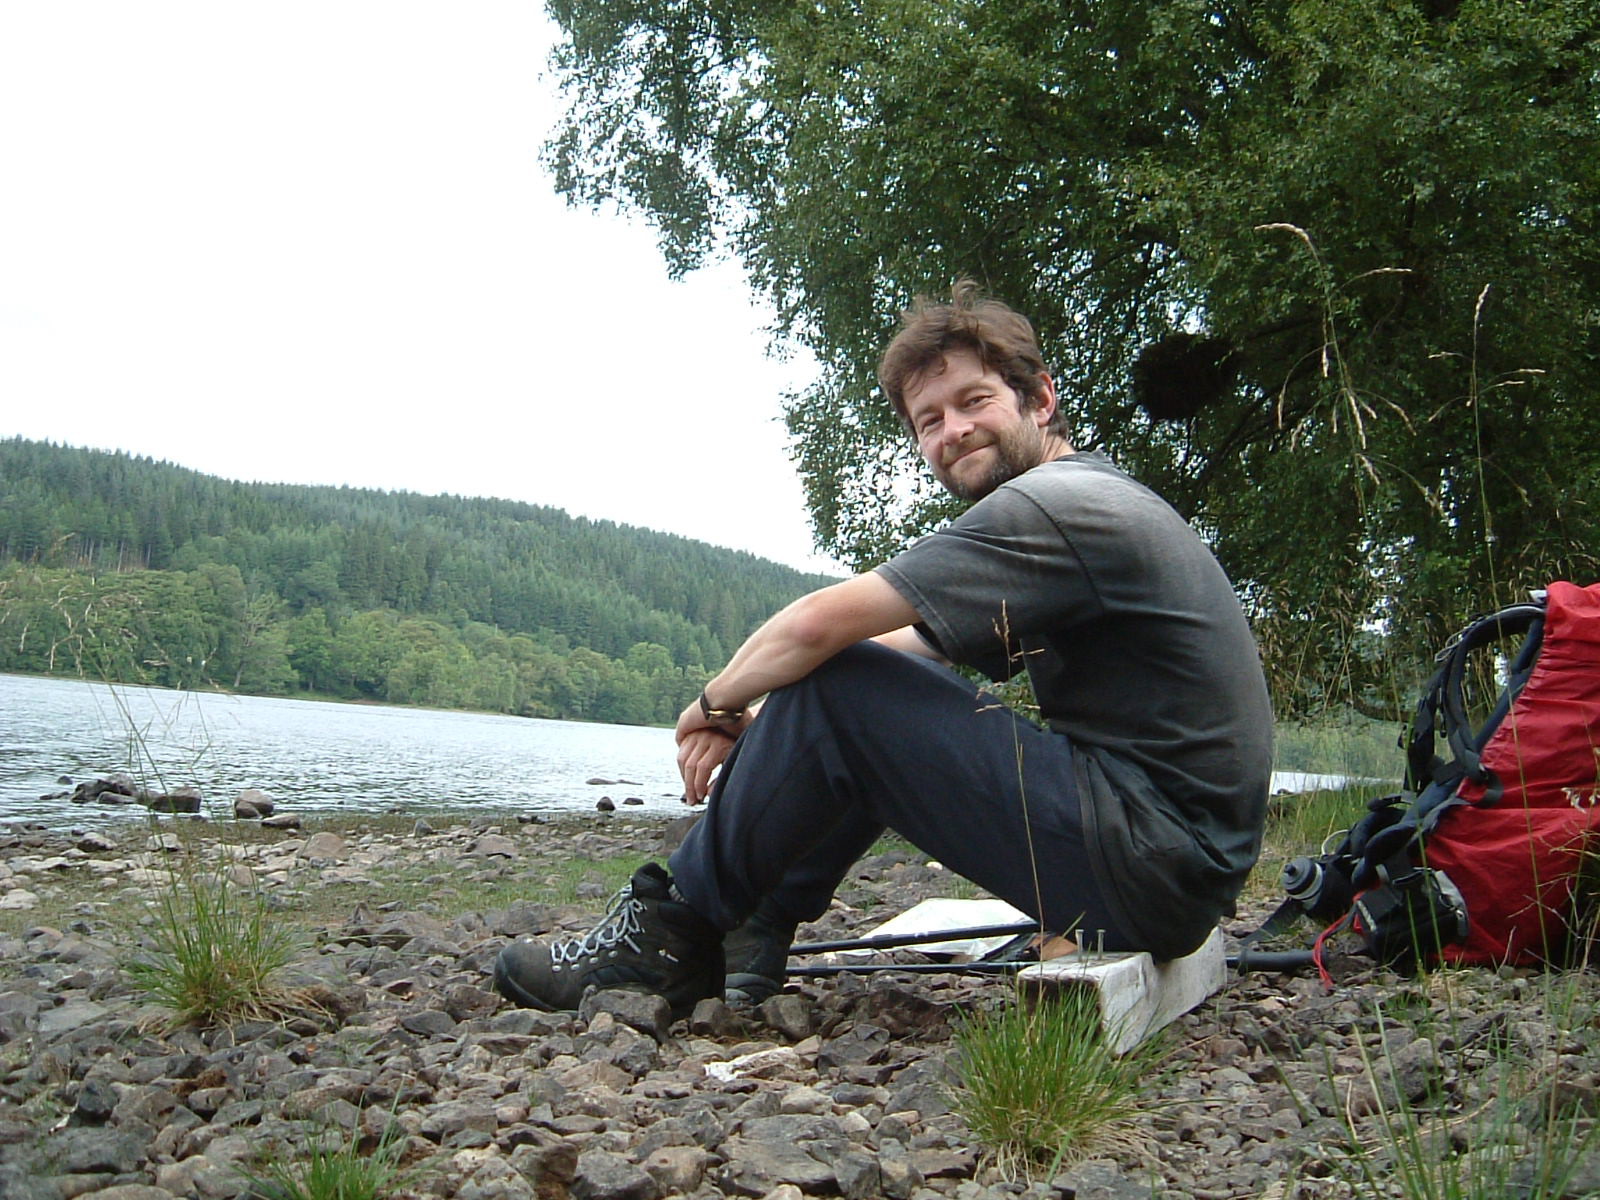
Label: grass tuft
xmin=126 ymin=862 xmax=303 ymax=1028
xmin=952 ymin=987 xmax=1159 ymax=1179
xmin=240 ymin=1124 xmax=412 ymax=1200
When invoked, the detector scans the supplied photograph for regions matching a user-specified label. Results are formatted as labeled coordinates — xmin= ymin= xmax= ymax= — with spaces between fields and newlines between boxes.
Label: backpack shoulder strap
xmin=1441 ymin=603 xmax=1544 ymax=795
xmin=1407 ymin=601 xmax=1545 ymax=802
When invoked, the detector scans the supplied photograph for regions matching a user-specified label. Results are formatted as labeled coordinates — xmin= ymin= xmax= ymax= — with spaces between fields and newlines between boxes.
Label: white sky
xmin=0 ymin=2 xmax=844 ymax=575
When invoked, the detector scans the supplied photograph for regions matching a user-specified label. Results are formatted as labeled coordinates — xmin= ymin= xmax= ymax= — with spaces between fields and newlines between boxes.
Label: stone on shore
xmin=234 ymin=788 xmax=277 ymax=818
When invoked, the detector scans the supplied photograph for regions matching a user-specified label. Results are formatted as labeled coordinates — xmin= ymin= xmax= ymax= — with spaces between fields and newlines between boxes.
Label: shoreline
xmin=2 ymin=814 xmax=1593 ymax=1198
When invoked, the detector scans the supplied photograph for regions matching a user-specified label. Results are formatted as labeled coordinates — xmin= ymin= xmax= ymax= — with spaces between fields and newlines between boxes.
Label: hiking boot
xmin=494 ymin=863 xmax=723 ymax=1018
xmin=723 ymin=897 xmax=797 ymax=1005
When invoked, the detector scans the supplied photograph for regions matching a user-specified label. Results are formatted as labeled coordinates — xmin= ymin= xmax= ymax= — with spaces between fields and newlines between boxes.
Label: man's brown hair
xmin=877 ymin=279 xmax=1067 ymax=436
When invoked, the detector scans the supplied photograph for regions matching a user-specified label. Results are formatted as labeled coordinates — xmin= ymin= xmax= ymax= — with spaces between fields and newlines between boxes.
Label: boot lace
xmin=550 ymin=883 xmax=647 ymax=966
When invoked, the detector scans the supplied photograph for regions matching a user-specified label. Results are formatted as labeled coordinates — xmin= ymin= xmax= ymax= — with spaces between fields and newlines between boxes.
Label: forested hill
xmin=0 ymin=437 xmax=838 ymax=724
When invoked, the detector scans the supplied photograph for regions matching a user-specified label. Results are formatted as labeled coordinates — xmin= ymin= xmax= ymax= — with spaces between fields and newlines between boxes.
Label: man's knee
xmin=754 ymin=641 xmax=970 ymax=749
xmin=791 ymin=639 xmax=944 ymax=696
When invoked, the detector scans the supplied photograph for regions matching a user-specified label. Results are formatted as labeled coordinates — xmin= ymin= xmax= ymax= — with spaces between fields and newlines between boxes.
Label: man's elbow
xmin=776 ymin=574 xmax=916 ymax=660
xmin=783 ymin=591 xmax=853 ymax=656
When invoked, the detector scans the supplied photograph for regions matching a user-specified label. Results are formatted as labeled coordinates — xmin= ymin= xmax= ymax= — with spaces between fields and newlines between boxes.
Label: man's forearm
xmin=699 ymin=573 xmax=921 ymax=713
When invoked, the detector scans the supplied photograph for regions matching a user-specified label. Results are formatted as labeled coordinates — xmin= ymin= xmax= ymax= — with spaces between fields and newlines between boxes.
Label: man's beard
xmin=936 ymin=421 xmax=1044 ymax=501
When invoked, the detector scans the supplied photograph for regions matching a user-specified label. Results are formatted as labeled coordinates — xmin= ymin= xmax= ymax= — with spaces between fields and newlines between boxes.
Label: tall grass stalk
xmin=952 ymin=987 xmax=1159 ymax=1179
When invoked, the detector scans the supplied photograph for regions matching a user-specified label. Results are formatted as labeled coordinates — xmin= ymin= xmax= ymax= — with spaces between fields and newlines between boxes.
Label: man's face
xmin=903 ymin=349 xmax=1052 ymax=501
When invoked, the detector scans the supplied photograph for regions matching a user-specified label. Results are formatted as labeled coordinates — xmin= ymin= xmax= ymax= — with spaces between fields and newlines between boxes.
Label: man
xmin=495 ymin=281 xmax=1273 ymax=1016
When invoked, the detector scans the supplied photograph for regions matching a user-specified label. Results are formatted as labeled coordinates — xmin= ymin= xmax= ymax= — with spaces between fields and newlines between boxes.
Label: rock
xmin=472 ymin=834 xmax=518 ymax=858
xmin=510 ymin=1141 xmax=579 ymax=1193
xmin=419 ymin=1099 xmax=498 ymax=1143
xmin=71 ymin=1076 xmax=120 ymax=1125
xmin=623 ymin=797 xmax=645 ymax=806
xmin=596 ymin=797 xmax=616 ymax=813
xmin=777 ymin=1085 xmax=830 ymax=1115
xmin=834 ymin=1150 xmax=883 ymax=1199
xmin=73 ymin=1188 xmax=173 ymax=1200
xmin=690 ymin=997 xmax=735 ymax=1037
xmin=493 ymin=901 xmax=551 ymax=939
xmin=401 ymin=1008 xmax=459 ymax=1037
xmin=146 ymin=786 xmax=203 ymax=814
xmin=641 ymin=1144 xmax=713 ymax=1193
xmin=886 ymin=1058 xmax=958 ymax=1118
xmin=717 ymin=1134 xmax=839 ymax=1196
xmin=580 ymin=989 xmax=673 ymax=1043
xmin=45 ymin=1127 xmax=148 ymax=1175
xmin=261 ymin=813 xmax=301 ymax=830
xmin=572 ymin=1149 xmax=661 ymax=1200
xmin=283 ymin=1082 xmax=363 ymax=1121
xmin=69 ymin=774 xmax=139 ymax=805
xmin=1051 ymin=1159 xmax=1151 ymax=1199
xmin=875 ymin=1146 xmax=923 ymax=1200
xmin=298 ymin=831 xmax=347 ymax=861
xmin=75 ymin=831 xmax=117 ymax=853
xmin=759 ymin=994 xmax=815 ymax=1041
xmin=38 ymin=999 xmax=111 ymax=1037
xmin=234 ymin=789 xmax=276 ymax=817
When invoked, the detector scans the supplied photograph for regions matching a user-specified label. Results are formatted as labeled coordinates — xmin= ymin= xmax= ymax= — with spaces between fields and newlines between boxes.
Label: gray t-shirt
xmin=875 ymin=452 xmax=1272 ymax=957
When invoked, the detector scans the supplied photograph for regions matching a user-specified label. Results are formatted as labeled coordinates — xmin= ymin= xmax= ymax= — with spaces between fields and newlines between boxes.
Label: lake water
xmin=1 ymin=672 xmax=1349 ymax=830
xmin=0 ymin=672 xmax=688 ymax=828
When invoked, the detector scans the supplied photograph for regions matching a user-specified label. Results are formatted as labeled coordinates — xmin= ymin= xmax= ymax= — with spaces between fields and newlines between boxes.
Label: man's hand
xmin=672 ymin=573 xmax=920 ymax=802
xmin=676 ymin=726 xmax=736 ymax=804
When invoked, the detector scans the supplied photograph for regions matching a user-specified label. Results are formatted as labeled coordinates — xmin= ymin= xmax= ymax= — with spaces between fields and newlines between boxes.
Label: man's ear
xmin=1030 ymin=373 xmax=1059 ymax=428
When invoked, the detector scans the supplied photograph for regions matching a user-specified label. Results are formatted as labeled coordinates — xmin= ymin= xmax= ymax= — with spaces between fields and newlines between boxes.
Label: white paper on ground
xmin=841 ymin=896 xmax=1033 ymax=959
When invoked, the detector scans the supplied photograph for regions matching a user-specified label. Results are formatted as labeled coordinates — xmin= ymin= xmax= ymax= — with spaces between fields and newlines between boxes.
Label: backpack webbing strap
xmin=1412 ymin=602 xmax=1545 ymax=802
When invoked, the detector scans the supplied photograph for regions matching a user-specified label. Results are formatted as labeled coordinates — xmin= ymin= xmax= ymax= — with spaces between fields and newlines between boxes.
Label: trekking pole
xmin=788 ymin=921 xmax=1040 ymax=958
xmin=1228 ymin=949 xmax=1316 ymax=972
xmin=793 ymin=950 xmax=1318 ymax=977
xmin=787 ymin=960 xmax=1034 ymax=978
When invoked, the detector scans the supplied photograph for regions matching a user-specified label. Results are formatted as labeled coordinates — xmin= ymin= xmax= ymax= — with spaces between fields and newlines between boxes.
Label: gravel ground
xmin=2 ymin=809 xmax=1599 ymax=1200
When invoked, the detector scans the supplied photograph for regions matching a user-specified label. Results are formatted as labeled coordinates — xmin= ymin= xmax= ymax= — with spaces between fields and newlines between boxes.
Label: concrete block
xmin=1016 ymin=927 xmax=1226 ymax=1054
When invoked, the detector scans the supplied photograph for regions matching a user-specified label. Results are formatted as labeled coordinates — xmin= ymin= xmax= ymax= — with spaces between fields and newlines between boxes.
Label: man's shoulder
xmin=999 ymin=451 xmax=1157 ymax=515
xmin=1014 ymin=450 xmax=1131 ymax=492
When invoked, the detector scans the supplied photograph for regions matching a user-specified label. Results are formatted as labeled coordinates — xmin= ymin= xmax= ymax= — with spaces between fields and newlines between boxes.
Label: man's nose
xmin=942 ymin=409 xmax=974 ymax=442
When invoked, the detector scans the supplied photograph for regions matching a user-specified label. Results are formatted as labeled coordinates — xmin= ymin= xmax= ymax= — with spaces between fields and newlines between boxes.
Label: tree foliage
xmin=0 ymin=438 xmax=835 ymax=724
xmin=545 ymin=0 xmax=1600 ymax=716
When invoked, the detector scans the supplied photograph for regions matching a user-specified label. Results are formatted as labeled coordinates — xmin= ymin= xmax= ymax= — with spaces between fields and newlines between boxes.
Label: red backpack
xmin=1277 ymin=581 xmax=1600 ymax=971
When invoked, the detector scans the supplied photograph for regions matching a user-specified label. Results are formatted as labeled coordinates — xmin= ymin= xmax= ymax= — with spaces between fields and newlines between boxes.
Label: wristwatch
xmin=698 ymin=690 xmax=746 ymax=725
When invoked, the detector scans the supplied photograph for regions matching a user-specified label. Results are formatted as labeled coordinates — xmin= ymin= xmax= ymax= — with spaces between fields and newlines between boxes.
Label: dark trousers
xmin=668 ymin=641 xmax=1133 ymax=948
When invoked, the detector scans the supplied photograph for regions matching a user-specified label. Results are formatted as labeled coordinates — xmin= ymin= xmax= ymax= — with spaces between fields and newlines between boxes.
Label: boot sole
xmin=495 ymin=955 xmax=721 ymax=1020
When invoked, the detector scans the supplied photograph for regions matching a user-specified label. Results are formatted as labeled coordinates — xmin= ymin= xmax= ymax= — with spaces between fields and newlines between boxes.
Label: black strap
xmin=1440 ymin=604 xmax=1544 ymax=797
xmin=1406 ymin=601 xmax=1545 ymax=800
